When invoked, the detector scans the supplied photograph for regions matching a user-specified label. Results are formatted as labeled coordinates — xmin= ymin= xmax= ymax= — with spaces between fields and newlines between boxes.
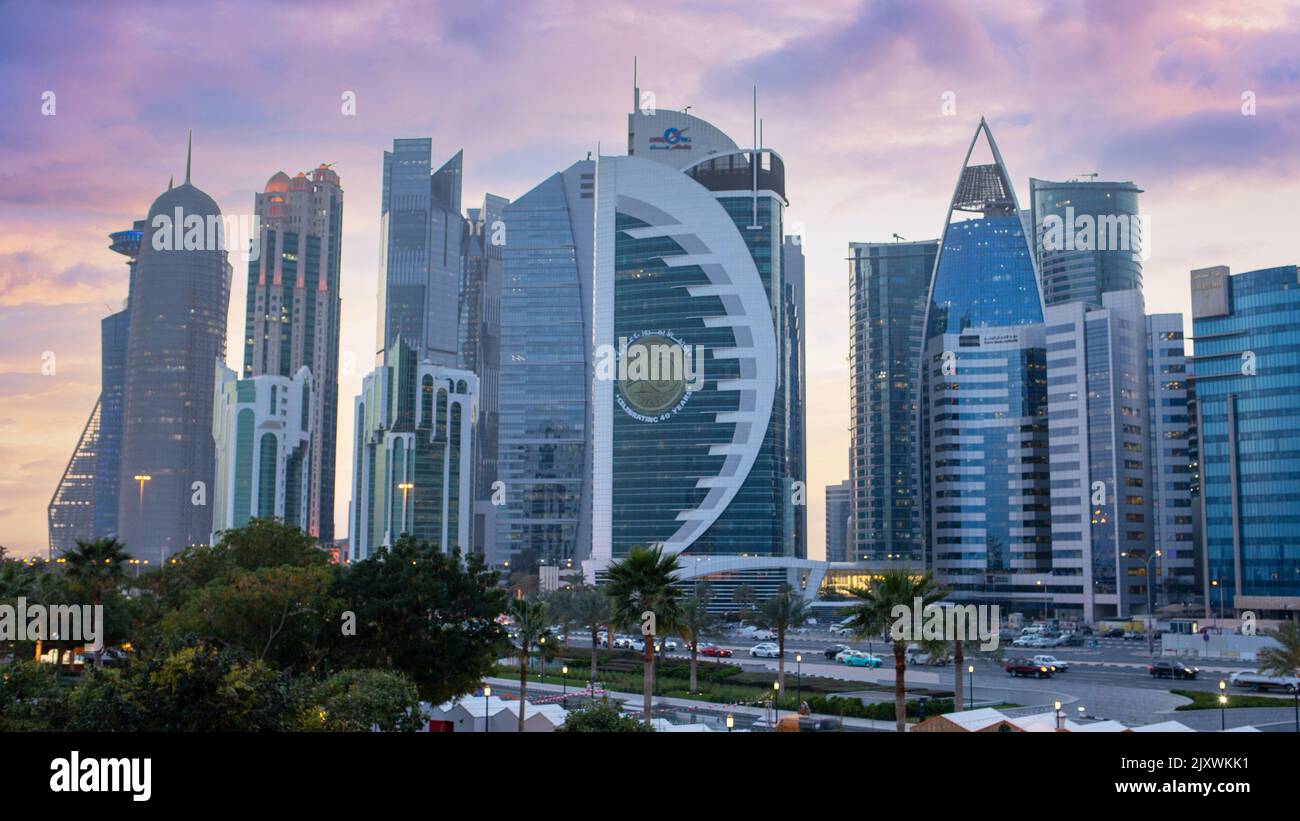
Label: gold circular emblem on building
xmin=619 ymin=333 xmax=688 ymax=416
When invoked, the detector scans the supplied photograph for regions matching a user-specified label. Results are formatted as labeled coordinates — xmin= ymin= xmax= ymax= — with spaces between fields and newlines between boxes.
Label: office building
xmin=825 ymin=480 xmax=851 ymax=563
xmin=783 ymin=236 xmax=808 ymax=560
xmin=116 ymin=141 xmax=232 ymax=559
xmin=1030 ymin=177 xmax=1144 ymax=307
xmin=349 ymin=337 xmax=477 ymax=559
xmin=849 ymin=239 xmax=937 ymax=564
xmin=921 ymin=119 xmax=1050 ymax=608
xmin=1191 ymin=265 xmax=1300 ymax=616
xmin=243 ymin=164 xmax=344 ymax=543
xmin=376 ymin=139 xmax=465 ymax=366
xmin=495 ymin=162 xmax=594 ymax=567
xmin=211 ymin=365 xmax=313 ymax=540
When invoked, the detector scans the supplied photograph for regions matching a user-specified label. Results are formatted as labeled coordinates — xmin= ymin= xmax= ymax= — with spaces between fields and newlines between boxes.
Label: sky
xmin=3 ymin=0 xmax=1300 ymax=559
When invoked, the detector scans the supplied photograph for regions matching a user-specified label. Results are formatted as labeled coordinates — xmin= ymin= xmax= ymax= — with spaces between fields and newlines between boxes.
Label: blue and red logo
xmin=649 ymin=127 xmax=692 ymax=150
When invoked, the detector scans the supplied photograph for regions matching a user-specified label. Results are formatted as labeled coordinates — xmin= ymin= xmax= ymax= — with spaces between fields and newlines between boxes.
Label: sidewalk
xmin=484 ymin=676 xmax=900 ymax=731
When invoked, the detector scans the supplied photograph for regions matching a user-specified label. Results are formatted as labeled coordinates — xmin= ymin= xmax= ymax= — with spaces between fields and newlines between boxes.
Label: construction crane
xmin=1076 ymin=172 xmax=1099 ymax=181
xmin=892 ymin=233 xmax=907 ymax=242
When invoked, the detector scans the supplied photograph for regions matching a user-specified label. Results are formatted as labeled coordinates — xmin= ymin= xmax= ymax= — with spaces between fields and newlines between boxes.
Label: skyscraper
xmin=47 ymin=222 xmax=141 ymax=555
xmin=1030 ymin=177 xmax=1143 ymax=307
xmin=461 ymin=193 xmax=510 ymax=560
xmin=591 ymin=100 xmax=794 ymax=582
xmin=211 ymin=365 xmax=313 ymax=540
xmin=349 ymin=337 xmax=477 ymax=559
xmin=825 ymin=479 xmax=851 ymax=563
xmin=783 ymin=236 xmax=808 ymax=559
xmin=849 ymin=239 xmax=936 ymax=564
xmin=243 ymin=164 xmax=344 ymax=543
xmin=1191 ymin=264 xmax=1300 ymax=617
xmin=116 ymin=139 xmax=232 ymax=559
xmin=921 ymin=119 xmax=1050 ymax=608
xmin=495 ymin=162 xmax=594 ymax=567
xmin=1041 ymin=290 xmax=1191 ymax=621
xmin=376 ymin=139 xmax=465 ymax=366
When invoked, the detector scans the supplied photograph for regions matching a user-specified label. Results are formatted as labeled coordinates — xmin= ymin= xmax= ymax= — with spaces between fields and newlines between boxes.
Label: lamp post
xmin=968 ymin=664 xmax=975 ymax=708
xmin=726 ymin=713 xmax=734 ymax=733
xmin=1037 ymin=579 xmax=1048 ymax=621
xmin=795 ymin=653 xmax=803 ymax=710
xmin=482 ymin=685 xmax=491 ymax=732
xmin=1219 ymin=679 xmax=1227 ymax=731
xmin=561 ymin=665 xmax=568 ymax=698
xmin=1211 ymin=578 xmax=1225 ymax=629
xmin=772 ymin=681 xmax=781 ymax=730
xmin=397 ymin=481 xmax=413 ymax=532
xmin=1122 ymin=549 xmax=1162 ymax=656
xmin=1054 ymin=700 xmax=1063 ymax=730
xmin=539 ymin=636 xmax=546 ymax=682
xmin=1077 ymin=705 xmax=1086 ymax=722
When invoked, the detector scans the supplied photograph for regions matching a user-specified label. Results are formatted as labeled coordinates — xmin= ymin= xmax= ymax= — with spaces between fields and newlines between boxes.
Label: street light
xmin=538 ymin=635 xmax=546 ymax=681
xmin=1219 ymin=680 xmax=1227 ymax=731
xmin=397 ymin=481 xmax=413 ymax=532
xmin=1054 ymin=700 xmax=1063 ymax=730
xmin=795 ymin=653 xmax=803 ymax=710
xmin=1036 ymin=579 xmax=1048 ymax=621
xmin=772 ymin=680 xmax=781 ymax=730
xmin=726 ymin=713 xmax=734 ymax=733
xmin=1211 ymin=578 xmax=1225 ymax=628
xmin=968 ymin=664 xmax=975 ymax=708
xmin=1123 ymin=550 xmax=1163 ymax=656
xmin=482 ymin=685 xmax=491 ymax=733
xmin=561 ymin=665 xmax=568 ymax=697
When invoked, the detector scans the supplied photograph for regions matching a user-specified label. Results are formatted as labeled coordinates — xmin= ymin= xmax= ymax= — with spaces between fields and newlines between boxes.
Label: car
xmin=1103 ymin=628 xmax=1125 ymax=638
xmin=699 ymin=643 xmax=732 ymax=658
xmin=750 ymin=642 xmax=781 ymax=658
xmin=662 ymin=638 xmax=678 ymax=651
xmin=613 ymin=636 xmax=633 ymax=649
xmin=751 ymin=629 xmax=776 ymax=641
xmin=628 ymin=637 xmax=646 ymax=652
xmin=1229 ymin=670 xmax=1300 ymax=692
xmin=824 ymin=644 xmax=851 ymax=660
xmin=1148 ymin=661 xmax=1199 ymax=680
xmin=1005 ymin=658 xmax=1054 ymax=678
xmin=841 ymin=651 xmax=883 ymax=668
xmin=1031 ymin=654 xmax=1069 ymax=672
xmin=1124 ymin=630 xmax=1145 ymax=641
xmin=1012 ymin=635 xmax=1038 ymax=647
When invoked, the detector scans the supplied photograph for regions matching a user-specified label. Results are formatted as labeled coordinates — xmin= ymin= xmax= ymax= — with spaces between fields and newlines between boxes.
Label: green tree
xmin=555 ymin=698 xmax=652 ymax=732
xmin=757 ymin=584 xmax=809 ymax=694
xmin=568 ymin=585 xmax=611 ymax=689
xmin=1258 ymin=621 xmax=1300 ymax=681
xmin=0 ymin=661 xmax=67 ymax=730
xmin=732 ymin=583 xmax=755 ymax=615
xmin=676 ymin=586 xmax=717 ymax=695
xmin=508 ymin=597 xmax=550 ymax=732
xmin=604 ymin=545 xmax=682 ymax=725
xmin=846 ymin=569 xmax=948 ymax=732
xmin=62 ymin=537 xmax=130 ymax=668
xmin=301 ymin=668 xmax=423 ymax=732
xmin=333 ymin=535 xmax=508 ymax=704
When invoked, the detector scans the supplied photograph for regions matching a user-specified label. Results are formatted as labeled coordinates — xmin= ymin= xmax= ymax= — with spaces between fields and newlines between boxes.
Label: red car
xmin=699 ymin=644 xmax=733 ymax=658
xmin=1004 ymin=657 xmax=1054 ymax=678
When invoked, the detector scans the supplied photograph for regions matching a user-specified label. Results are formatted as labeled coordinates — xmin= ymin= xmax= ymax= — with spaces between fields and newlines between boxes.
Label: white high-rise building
xmin=211 ymin=364 xmax=313 ymax=542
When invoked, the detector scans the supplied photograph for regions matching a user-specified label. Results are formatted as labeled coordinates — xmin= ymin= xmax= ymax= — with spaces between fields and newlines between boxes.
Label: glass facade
xmin=495 ymin=169 xmax=589 ymax=565
xmin=849 ymin=239 xmax=936 ymax=563
xmin=377 ymin=140 xmax=464 ymax=366
xmin=1031 ymin=178 xmax=1143 ymax=308
xmin=921 ymin=121 xmax=1050 ymax=606
xmin=1192 ymin=265 xmax=1300 ymax=611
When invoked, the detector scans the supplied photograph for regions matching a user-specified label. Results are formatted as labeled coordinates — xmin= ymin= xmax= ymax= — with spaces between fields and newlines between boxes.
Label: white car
xmin=751 ymin=629 xmax=776 ymax=641
xmin=834 ymin=648 xmax=857 ymax=663
xmin=613 ymin=636 xmax=632 ymax=649
xmin=661 ymin=638 xmax=678 ymax=651
xmin=1011 ymin=635 xmax=1037 ymax=647
xmin=750 ymin=642 xmax=781 ymax=658
xmin=1031 ymin=654 xmax=1069 ymax=672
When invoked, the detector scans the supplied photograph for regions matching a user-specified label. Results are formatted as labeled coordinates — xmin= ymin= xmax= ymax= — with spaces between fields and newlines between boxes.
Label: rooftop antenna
xmin=632 ymin=56 xmax=638 ymax=111
xmin=893 ymin=233 xmax=907 ymax=242
xmin=749 ymin=85 xmax=760 ymax=229
xmin=1078 ymin=172 xmax=1099 ymax=181
xmin=185 ymin=129 xmax=192 ymax=185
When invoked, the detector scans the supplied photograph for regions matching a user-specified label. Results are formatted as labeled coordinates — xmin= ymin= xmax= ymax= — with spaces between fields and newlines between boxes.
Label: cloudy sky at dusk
xmin=3 ymin=0 xmax=1299 ymax=558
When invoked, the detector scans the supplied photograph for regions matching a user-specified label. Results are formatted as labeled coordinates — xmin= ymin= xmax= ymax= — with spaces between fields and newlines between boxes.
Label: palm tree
xmin=732 ymin=583 xmax=755 ymax=616
xmin=845 ymin=568 xmax=948 ymax=732
xmin=757 ymin=584 xmax=809 ymax=695
xmin=604 ymin=545 xmax=682 ymax=725
xmin=508 ymin=597 xmax=550 ymax=732
xmin=1259 ymin=621 xmax=1300 ymax=731
xmin=62 ymin=537 xmax=129 ymax=668
xmin=676 ymin=585 xmax=717 ymax=695
xmin=569 ymin=586 xmax=611 ymax=690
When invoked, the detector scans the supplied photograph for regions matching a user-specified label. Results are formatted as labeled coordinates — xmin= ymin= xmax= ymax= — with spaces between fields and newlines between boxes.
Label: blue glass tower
xmin=921 ymin=119 xmax=1051 ymax=606
xmin=1191 ymin=264 xmax=1300 ymax=616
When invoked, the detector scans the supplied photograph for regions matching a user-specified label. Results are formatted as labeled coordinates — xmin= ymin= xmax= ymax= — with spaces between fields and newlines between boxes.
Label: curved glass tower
xmin=117 ymin=141 xmax=232 ymax=558
xmin=1031 ymin=178 xmax=1143 ymax=307
xmin=921 ymin=119 xmax=1050 ymax=605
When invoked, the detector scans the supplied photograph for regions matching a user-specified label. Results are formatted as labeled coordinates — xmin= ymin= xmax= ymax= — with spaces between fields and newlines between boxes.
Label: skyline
xmin=6 ymin=1 xmax=1300 ymax=557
